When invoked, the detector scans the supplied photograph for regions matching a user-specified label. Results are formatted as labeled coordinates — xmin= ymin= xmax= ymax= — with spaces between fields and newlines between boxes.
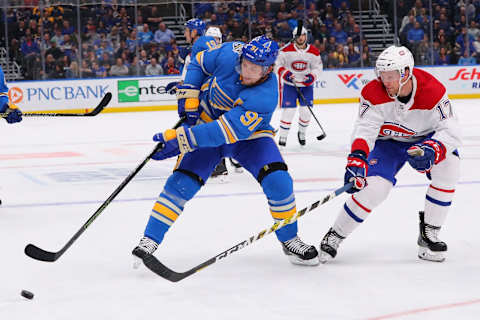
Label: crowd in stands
xmin=388 ymin=0 xmax=480 ymax=66
xmin=2 ymin=0 xmax=479 ymax=81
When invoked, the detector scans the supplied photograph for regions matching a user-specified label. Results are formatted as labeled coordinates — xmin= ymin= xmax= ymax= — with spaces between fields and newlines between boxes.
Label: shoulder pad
xmin=361 ymin=79 xmax=393 ymax=105
xmin=410 ymin=68 xmax=447 ymax=110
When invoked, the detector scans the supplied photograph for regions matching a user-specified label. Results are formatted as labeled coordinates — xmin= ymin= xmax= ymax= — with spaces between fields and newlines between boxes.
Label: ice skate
xmin=229 ymin=158 xmax=243 ymax=173
xmin=319 ymin=228 xmax=345 ymax=263
xmin=282 ymin=236 xmax=319 ymax=266
xmin=210 ymin=159 xmax=229 ymax=183
xmin=278 ymin=136 xmax=287 ymax=148
xmin=417 ymin=211 xmax=447 ymax=262
xmin=297 ymin=131 xmax=306 ymax=146
xmin=132 ymin=236 xmax=159 ymax=269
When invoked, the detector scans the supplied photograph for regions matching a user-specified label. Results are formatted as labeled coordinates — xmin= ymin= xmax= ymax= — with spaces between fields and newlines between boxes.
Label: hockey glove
xmin=165 ymin=81 xmax=179 ymax=95
xmin=176 ymin=84 xmax=200 ymax=126
xmin=344 ymin=150 xmax=368 ymax=194
xmin=302 ymin=73 xmax=315 ymax=86
xmin=152 ymin=126 xmax=197 ymax=160
xmin=1 ymin=104 xmax=22 ymax=124
xmin=407 ymin=139 xmax=446 ymax=173
xmin=282 ymin=71 xmax=295 ymax=83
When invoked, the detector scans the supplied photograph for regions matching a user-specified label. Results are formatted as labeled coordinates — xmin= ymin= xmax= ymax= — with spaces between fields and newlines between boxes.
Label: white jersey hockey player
xmin=276 ymin=26 xmax=323 ymax=146
xmin=319 ymin=45 xmax=461 ymax=263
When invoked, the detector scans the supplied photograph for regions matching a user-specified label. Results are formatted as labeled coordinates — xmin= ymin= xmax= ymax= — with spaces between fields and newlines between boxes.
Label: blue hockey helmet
xmin=185 ymin=18 xmax=206 ymax=35
xmin=242 ymin=35 xmax=279 ymax=67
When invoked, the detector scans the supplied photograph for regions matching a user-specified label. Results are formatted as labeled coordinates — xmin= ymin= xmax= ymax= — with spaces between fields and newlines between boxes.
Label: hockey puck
xmin=20 ymin=290 xmax=34 ymax=300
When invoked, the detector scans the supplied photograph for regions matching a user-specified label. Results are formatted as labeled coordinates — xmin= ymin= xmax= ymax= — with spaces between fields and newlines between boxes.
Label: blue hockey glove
xmin=344 ymin=150 xmax=368 ymax=194
xmin=2 ymin=104 xmax=22 ymax=124
xmin=282 ymin=70 xmax=295 ymax=83
xmin=407 ymin=139 xmax=446 ymax=173
xmin=165 ymin=81 xmax=179 ymax=95
xmin=151 ymin=126 xmax=197 ymax=160
xmin=302 ymin=73 xmax=315 ymax=86
xmin=176 ymin=84 xmax=200 ymax=125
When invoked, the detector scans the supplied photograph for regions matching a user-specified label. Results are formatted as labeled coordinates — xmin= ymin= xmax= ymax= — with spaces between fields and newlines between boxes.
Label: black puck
xmin=21 ymin=290 xmax=34 ymax=300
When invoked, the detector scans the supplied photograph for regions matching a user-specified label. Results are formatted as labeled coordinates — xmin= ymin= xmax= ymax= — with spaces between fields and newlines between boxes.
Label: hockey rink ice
xmin=1 ymin=100 xmax=479 ymax=319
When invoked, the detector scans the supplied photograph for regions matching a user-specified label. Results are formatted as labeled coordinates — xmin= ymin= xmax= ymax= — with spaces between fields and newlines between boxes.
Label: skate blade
xmin=133 ymin=256 xmax=143 ymax=269
xmin=288 ymin=255 xmax=320 ymax=266
xmin=418 ymin=247 xmax=445 ymax=262
xmin=319 ymin=252 xmax=334 ymax=264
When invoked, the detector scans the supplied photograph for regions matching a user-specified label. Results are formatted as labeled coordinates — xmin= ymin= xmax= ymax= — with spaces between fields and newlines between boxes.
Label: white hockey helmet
xmin=205 ymin=26 xmax=222 ymax=43
xmin=292 ymin=26 xmax=308 ymax=38
xmin=375 ymin=45 xmax=414 ymax=81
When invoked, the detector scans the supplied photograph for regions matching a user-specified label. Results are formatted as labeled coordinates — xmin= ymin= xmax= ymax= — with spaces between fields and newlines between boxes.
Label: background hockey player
xmin=0 ymin=66 xmax=22 ymax=125
xmin=133 ymin=36 xmax=319 ymax=266
xmin=276 ymin=25 xmax=323 ymax=147
xmin=319 ymin=46 xmax=461 ymax=263
xmin=165 ymin=19 xmax=231 ymax=180
xmin=0 ymin=65 xmax=22 ymax=205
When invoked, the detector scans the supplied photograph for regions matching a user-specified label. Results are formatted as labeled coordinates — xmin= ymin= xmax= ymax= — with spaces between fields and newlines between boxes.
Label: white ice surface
xmin=1 ymin=100 xmax=479 ymax=320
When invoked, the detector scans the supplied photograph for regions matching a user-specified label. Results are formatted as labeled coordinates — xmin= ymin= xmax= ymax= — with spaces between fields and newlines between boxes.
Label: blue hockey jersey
xmin=185 ymin=41 xmax=279 ymax=148
xmin=0 ymin=67 xmax=9 ymax=111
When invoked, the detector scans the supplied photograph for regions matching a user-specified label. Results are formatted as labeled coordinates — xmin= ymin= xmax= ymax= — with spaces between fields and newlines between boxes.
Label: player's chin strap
xmin=387 ymin=71 xmax=412 ymax=99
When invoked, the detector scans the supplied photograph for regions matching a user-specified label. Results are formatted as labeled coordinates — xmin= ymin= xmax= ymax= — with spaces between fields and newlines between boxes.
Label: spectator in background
xmin=154 ymin=22 xmax=175 ymax=46
xmin=145 ymin=57 xmax=163 ymax=75
xmin=331 ymin=22 xmax=348 ymax=45
xmin=458 ymin=51 xmax=476 ymax=65
xmin=129 ymin=56 xmax=144 ymax=76
xmin=80 ymin=60 xmax=94 ymax=78
xmin=45 ymin=39 xmax=63 ymax=60
xmin=66 ymin=61 xmax=79 ymax=79
xmin=138 ymin=23 xmax=154 ymax=46
xmin=165 ymin=56 xmax=180 ymax=75
xmin=436 ymin=46 xmax=451 ymax=65
xmin=110 ymin=57 xmax=129 ymax=77
xmin=92 ymin=61 xmax=107 ymax=78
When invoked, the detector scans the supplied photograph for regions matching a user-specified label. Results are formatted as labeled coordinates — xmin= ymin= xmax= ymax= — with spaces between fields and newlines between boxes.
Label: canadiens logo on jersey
xmin=379 ymin=122 xmax=416 ymax=138
xmin=291 ymin=60 xmax=308 ymax=71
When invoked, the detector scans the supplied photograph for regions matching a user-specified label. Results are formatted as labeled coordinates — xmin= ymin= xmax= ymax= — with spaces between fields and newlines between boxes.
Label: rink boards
xmin=8 ymin=65 xmax=480 ymax=113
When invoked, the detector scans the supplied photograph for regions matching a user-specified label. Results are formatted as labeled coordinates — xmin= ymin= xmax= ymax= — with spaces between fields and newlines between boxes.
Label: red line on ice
xmin=367 ymin=298 xmax=480 ymax=320
xmin=0 ymin=152 xmax=82 ymax=160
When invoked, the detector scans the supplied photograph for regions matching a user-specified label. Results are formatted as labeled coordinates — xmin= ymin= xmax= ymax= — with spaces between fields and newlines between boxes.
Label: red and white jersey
xmin=276 ymin=42 xmax=323 ymax=87
xmin=351 ymin=68 xmax=462 ymax=155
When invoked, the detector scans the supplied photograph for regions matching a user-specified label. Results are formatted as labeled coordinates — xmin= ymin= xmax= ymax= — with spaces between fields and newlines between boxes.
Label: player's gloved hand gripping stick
xmin=24 ymin=117 xmax=185 ymax=262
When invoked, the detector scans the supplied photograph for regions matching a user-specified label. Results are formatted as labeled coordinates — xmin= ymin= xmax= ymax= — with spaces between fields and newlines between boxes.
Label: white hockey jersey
xmin=276 ymin=42 xmax=323 ymax=87
xmin=351 ymin=68 xmax=462 ymax=156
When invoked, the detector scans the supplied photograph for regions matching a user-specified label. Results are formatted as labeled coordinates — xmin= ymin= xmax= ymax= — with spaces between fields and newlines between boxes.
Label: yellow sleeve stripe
xmin=196 ymin=51 xmax=211 ymax=76
xmin=152 ymin=202 xmax=179 ymax=222
xmin=200 ymin=111 xmax=213 ymax=123
xmin=0 ymin=92 xmax=8 ymax=96
xmin=218 ymin=116 xmax=238 ymax=144
xmin=270 ymin=207 xmax=297 ymax=220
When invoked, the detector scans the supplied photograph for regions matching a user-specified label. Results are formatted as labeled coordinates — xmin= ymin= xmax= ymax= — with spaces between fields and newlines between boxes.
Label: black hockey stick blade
xmin=24 ymin=117 xmax=184 ymax=262
xmin=141 ymin=182 xmax=353 ymax=282
xmin=143 ymin=254 xmax=216 ymax=282
xmin=24 ymin=244 xmax=59 ymax=262
xmin=317 ymin=133 xmax=327 ymax=140
xmin=19 ymin=92 xmax=111 ymax=117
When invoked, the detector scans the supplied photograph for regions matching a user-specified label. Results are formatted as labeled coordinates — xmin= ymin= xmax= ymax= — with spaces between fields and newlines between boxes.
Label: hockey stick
xmin=1 ymin=92 xmax=111 ymax=118
xmin=24 ymin=117 xmax=185 ymax=262
xmin=141 ymin=182 xmax=354 ymax=282
xmin=293 ymin=83 xmax=327 ymax=141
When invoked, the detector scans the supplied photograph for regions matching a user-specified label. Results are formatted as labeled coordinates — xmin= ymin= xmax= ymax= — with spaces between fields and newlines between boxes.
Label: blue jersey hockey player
xmin=133 ymin=36 xmax=320 ymax=266
xmin=0 ymin=67 xmax=22 ymax=124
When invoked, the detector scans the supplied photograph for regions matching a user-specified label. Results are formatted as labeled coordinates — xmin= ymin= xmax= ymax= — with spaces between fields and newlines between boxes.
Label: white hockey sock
xmin=298 ymin=106 xmax=312 ymax=134
xmin=279 ymin=108 xmax=296 ymax=139
xmin=425 ymin=154 xmax=460 ymax=227
xmin=333 ymin=176 xmax=392 ymax=237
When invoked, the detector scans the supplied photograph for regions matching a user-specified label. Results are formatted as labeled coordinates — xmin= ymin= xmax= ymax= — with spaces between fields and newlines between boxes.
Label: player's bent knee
xmin=430 ymin=154 xmax=460 ymax=188
xmin=355 ymin=175 xmax=393 ymax=209
xmin=259 ymin=164 xmax=292 ymax=198
xmin=164 ymin=171 xmax=202 ymax=202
